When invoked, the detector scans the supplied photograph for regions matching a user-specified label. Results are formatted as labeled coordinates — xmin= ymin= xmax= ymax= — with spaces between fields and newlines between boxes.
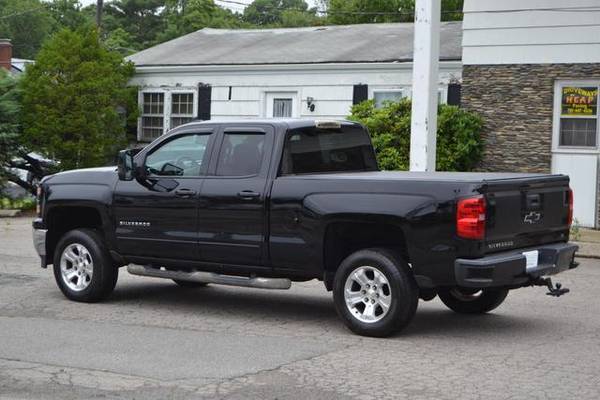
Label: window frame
xmin=372 ymin=89 xmax=405 ymax=109
xmin=170 ymin=91 xmax=196 ymax=129
xmin=370 ymin=87 xmax=448 ymax=109
xmin=140 ymin=91 xmax=166 ymax=142
xmin=138 ymin=88 xmax=198 ymax=142
xmin=262 ymin=91 xmax=299 ymax=118
xmin=553 ymin=80 xmax=600 ymax=154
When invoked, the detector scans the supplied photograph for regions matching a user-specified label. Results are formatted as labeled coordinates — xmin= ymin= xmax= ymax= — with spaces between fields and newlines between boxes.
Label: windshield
xmin=280 ymin=125 xmax=378 ymax=175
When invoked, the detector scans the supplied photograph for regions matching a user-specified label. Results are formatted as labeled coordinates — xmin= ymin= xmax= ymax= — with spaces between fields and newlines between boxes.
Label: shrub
xmin=349 ymin=99 xmax=484 ymax=171
xmin=0 ymin=196 xmax=36 ymax=211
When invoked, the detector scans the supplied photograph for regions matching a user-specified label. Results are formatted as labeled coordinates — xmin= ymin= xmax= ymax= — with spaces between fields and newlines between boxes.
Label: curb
xmin=575 ymin=254 xmax=600 ymax=260
xmin=573 ymin=241 xmax=600 ymax=260
xmin=0 ymin=210 xmax=21 ymax=218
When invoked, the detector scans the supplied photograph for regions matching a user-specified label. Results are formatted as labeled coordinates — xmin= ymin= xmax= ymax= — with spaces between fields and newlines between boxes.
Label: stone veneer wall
xmin=462 ymin=63 xmax=600 ymax=173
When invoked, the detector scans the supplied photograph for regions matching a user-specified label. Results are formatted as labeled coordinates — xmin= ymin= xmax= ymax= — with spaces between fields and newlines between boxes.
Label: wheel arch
xmin=45 ymin=204 xmax=111 ymax=265
xmin=321 ymin=215 xmax=412 ymax=291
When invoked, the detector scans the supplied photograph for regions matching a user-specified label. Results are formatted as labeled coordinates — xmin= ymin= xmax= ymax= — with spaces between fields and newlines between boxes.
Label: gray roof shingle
xmin=128 ymin=21 xmax=462 ymax=66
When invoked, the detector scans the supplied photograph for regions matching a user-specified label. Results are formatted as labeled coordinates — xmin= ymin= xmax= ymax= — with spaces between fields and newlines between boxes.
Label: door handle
xmin=237 ymin=190 xmax=261 ymax=200
xmin=174 ymin=188 xmax=197 ymax=198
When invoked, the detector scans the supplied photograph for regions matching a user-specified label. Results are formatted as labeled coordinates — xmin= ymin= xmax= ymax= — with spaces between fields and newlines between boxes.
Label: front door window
xmin=145 ymin=134 xmax=210 ymax=177
xmin=265 ymin=92 xmax=296 ymax=118
xmin=273 ymin=98 xmax=293 ymax=117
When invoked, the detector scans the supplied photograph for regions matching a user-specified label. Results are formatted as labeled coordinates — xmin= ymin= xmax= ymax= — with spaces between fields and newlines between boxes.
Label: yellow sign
xmin=561 ymin=87 xmax=597 ymax=116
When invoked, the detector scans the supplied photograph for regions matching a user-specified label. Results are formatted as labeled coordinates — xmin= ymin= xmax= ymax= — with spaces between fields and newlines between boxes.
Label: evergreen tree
xmin=0 ymin=69 xmax=21 ymax=188
xmin=20 ymin=26 xmax=136 ymax=170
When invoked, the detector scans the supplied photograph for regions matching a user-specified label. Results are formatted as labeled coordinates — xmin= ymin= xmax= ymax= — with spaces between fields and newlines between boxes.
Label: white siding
xmin=130 ymin=62 xmax=461 ymax=123
xmin=552 ymin=153 xmax=598 ymax=227
xmin=462 ymin=0 xmax=600 ymax=65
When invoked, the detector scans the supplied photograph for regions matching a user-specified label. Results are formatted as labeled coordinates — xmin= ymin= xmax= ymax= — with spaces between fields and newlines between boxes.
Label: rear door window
xmin=215 ymin=133 xmax=266 ymax=176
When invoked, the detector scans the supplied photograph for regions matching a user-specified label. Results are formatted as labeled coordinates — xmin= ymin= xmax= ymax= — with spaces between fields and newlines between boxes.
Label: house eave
xmin=133 ymin=60 xmax=463 ymax=75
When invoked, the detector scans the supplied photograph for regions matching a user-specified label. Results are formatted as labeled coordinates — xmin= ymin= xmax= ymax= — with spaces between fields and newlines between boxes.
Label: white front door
xmin=552 ymin=154 xmax=598 ymax=227
xmin=265 ymin=92 xmax=298 ymax=118
xmin=551 ymin=82 xmax=599 ymax=228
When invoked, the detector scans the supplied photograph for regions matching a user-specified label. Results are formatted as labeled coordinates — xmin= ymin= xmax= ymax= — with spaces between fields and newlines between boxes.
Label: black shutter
xmin=197 ymin=83 xmax=212 ymax=120
xmin=447 ymin=83 xmax=461 ymax=106
xmin=353 ymin=84 xmax=368 ymax=105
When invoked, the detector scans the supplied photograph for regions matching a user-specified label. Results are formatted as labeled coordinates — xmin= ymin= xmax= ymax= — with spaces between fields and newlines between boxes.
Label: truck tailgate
xmin=482 ymin=175 xmax=571 ymax=253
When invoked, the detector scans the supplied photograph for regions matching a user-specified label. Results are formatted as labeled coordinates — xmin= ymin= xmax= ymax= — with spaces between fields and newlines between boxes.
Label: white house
xmin=460 ymin=0 xmax=600 ymax=228
xmin=127 ymin=22 xmax=463 ymax=142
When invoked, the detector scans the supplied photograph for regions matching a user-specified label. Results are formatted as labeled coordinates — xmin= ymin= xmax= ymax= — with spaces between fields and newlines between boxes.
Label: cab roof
xmin=178 ymin=118 xmax=362 ymax=132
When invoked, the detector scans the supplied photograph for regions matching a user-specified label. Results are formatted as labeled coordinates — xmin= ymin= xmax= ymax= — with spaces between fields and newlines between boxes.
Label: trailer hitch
xmin=532 ymin=277 xmax=570 ymax=297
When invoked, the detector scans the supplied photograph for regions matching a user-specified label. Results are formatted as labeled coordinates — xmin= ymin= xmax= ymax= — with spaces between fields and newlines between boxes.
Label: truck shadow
xmin=109 ymin=281 xmax=551 ymax=339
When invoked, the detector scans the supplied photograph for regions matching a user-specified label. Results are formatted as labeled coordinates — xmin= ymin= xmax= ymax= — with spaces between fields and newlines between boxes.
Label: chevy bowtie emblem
xmin=523 ymin=211 xmax=542 ymax=224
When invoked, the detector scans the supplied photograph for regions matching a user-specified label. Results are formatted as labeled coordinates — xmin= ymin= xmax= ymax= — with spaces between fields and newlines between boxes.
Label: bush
xmin=349 ymin=99 xmax=484 ymax=171
xmin=0 ymin=196 xmax=36 ymax=211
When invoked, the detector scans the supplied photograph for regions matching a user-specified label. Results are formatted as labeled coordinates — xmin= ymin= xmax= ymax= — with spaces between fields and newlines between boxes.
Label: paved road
xmin=1 ymin=217 xmax=599 ymax=400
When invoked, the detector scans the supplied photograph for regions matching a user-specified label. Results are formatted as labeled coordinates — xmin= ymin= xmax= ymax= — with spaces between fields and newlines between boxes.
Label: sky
xmin=77 ymin=0 xmax=320 ymax=13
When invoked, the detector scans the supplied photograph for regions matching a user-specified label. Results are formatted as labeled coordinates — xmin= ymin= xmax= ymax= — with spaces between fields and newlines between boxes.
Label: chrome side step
xmin=127 ymin=265 xmax=292 ymax=290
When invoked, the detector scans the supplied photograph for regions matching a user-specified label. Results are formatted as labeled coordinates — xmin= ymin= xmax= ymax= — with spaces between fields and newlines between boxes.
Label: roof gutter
xmin=132 ymin=60 xmax=463 ymax=75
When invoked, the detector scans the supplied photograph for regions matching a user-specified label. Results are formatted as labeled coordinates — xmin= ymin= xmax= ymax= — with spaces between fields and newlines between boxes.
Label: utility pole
xmin=410 ymin=0 xmax=441 ymax=171
xmin=96 ymin=0 xmax=104 ymax=30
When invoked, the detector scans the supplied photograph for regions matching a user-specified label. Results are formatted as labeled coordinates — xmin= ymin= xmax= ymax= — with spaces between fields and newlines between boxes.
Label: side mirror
xmin=117 ymin=149 xmax=135 ymax=181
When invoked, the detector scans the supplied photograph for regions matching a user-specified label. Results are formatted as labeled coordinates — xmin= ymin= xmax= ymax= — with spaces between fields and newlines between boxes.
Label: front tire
xmin=333 ymin=248 xmax=418 ymax=337
xmin=53 ymin=229 xmax=118 ymax=303
xmin=438 ymin=288 xmax=509 ymax=314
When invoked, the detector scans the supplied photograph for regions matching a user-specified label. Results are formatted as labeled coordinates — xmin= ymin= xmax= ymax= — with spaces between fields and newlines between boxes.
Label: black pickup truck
xmin=32 ymin=119 xmax=578 ymax=337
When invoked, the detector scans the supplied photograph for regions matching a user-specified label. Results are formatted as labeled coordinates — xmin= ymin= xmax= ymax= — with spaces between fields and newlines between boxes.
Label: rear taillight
xmin=567 ymin=189 xmax=573 ymax=226
xmin=456 ymin=195 xmax=486 ymax=240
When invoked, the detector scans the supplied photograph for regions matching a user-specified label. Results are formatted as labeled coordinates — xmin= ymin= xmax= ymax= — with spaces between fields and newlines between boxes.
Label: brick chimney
xmin=0 ymin=39 xmax=12 ymax=71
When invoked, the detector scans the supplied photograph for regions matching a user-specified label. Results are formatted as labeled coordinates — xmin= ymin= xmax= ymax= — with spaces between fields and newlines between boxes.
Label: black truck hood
xmin=43 ymin=166 xmax=118 ymax=185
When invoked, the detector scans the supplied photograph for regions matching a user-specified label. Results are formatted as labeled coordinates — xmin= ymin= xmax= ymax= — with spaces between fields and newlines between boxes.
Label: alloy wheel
xmin=60 ymin=243 xmax=93 ymax=291
xmin=344 ymin=266 xmax=392 ymax=323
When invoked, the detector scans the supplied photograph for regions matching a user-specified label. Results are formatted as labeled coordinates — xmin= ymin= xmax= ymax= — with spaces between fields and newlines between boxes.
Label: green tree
xmin=102 ymin=0 xmax=167 ymax=50
xmin=243 ymin=0 xmax=317 ymax=26
xmin=0 ymin=69 xmax=50 ymax=194
xmin=0 ymin=0 xmax=54 ymax=59
xmin=349 ymin=99 xmax=483 ymax=171
xmin=46 ymin=0 xmax=93 ymax=32
xmin=0 ymin=69 xmax=21 ymax=188
xmin=104 ymin=27 xmax=137 ymax=55
xmin=46 ymin=0 xmax=91 ymax=31
xmin=157 ymin=0 xmax=246 ymax=43
xmin=20 ymin=26 xmax=136 ymax=171
xmin=326 ymin=0 xmax=463 ymax=25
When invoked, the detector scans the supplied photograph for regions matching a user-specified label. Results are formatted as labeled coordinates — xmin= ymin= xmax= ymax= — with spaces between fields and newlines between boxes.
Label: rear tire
xmin=172 ymin=279 xmax=208 ymax=288
xmin=333 ymin=248 xmax=418 ymax=338
xmin=438 ymin=288 xmax=509 ymax=314
xmin=53 ymin=229 xmax=118 ymax=303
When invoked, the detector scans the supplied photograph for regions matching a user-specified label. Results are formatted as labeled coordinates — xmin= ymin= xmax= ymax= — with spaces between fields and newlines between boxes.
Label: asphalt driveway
xmin=1 ymin=217 xmax=599 ymax=400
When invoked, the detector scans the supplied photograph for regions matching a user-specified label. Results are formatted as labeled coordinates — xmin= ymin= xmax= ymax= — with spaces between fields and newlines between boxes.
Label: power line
xmin=0 ymin=6 xmax=45 ymax=20
xmin=214 ymin=0 xmax=600 ymax=15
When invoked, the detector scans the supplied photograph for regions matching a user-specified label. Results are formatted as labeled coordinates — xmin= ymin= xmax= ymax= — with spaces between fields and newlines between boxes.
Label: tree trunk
xmin=96 ymin=0 xmax=104 ymax=29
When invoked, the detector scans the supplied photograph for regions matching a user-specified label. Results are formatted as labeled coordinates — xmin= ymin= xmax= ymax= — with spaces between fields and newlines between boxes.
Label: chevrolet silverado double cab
xmin=32 ymin=119 xmax=578 ymax=337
